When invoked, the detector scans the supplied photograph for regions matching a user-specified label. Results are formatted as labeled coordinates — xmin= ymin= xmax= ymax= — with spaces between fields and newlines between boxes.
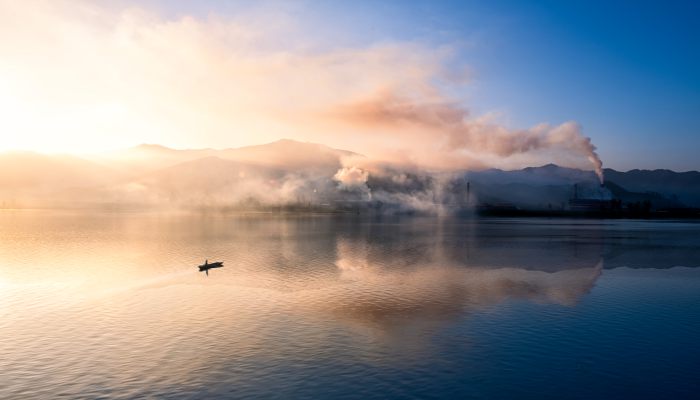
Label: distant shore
xmin=474 ymin=208 xmax=700 ymax=219
xmin=2 ymin=204 xmax=700 ymax=219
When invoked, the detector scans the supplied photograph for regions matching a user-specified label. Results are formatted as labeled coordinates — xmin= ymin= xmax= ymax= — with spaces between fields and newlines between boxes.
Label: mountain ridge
xmin=1 ymin=139 xmax=698 ymax=210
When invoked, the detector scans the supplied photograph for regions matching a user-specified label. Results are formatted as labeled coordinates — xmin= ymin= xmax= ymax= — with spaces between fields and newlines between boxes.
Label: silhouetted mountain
xmin=464 ymin=164 xmax=699 ymax=209
xmin=604 ymin=168 xmax=700 ymax=206
xmin=467 ymin=164 xmax=597 ymax=186
xmin=601 ymin=181 xmax=681 ymax=209
xmin=1 ymin=141 xmax=698 ymax=211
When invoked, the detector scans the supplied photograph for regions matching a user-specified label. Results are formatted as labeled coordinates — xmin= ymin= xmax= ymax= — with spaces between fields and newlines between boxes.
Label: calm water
xmin=1 ymin=211 xmax=699 ymax=399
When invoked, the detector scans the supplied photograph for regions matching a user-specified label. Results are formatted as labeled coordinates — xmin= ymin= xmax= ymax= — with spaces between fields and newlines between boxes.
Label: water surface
xmin=1 ymin=211 xmax=699 ymax=399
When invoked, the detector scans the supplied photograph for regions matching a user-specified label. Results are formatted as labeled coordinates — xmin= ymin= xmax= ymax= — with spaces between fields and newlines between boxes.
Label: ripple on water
xmin=1 ymin=212 xmax=700 ymax=399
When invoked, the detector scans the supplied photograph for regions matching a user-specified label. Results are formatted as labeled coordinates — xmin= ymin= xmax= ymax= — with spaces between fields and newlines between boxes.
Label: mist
xmin=0 ymin=139 xmax=611 ymax=214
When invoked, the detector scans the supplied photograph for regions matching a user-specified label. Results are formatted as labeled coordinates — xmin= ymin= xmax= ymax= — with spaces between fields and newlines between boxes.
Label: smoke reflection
xmin=322 ymin=235 xmax=603 ymax=331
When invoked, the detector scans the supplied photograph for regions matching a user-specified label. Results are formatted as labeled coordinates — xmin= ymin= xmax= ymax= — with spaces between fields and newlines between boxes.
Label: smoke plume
xmin=333 ymin=91 xmax=604 ymax=183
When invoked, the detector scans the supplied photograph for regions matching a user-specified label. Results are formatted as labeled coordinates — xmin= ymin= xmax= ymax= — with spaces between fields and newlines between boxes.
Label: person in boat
xmin=198 ymin=259 xmax=224 ymax=276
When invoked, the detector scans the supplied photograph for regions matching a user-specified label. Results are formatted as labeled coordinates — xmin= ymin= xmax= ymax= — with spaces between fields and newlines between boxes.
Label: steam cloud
xmin=334 ymin=91 xmax=604 ymax=183
xmin=334 ymin=167 xmax=370 ymax=193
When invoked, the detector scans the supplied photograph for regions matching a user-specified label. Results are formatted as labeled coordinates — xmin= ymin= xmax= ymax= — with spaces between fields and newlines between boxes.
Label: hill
xmin=1 ymin=141 xmax=698 ymax=212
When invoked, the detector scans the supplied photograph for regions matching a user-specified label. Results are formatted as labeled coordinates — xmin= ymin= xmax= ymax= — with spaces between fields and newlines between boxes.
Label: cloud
xmin=0 ymin=0 xmax=602 ymax=179
xmin=0 ymin=1 xmax=448 ymax=150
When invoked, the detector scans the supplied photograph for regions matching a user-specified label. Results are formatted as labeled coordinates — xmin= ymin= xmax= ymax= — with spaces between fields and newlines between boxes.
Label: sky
xmin=0 ymin=0 xmax=698 ymax=171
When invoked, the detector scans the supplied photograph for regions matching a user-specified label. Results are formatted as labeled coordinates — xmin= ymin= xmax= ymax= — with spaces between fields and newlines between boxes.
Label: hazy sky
xmin=1 ymin=0 xmax=698 ymax=171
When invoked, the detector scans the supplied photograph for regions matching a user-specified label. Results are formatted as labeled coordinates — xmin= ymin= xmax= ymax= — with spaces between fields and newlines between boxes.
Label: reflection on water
xmin=1 ymin=210 xmax=699 ymax=399
xmin=332 ymin=239 xmax=601 ymax=326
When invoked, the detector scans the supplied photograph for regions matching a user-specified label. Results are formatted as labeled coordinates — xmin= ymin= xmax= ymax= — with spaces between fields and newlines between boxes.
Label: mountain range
xmin=1 ymin=139 xmax=698 ymax=212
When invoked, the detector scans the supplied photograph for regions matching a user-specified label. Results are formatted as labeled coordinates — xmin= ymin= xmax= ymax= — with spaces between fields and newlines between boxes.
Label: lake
xmin=1 ymin=210 xmax=699 ymax=399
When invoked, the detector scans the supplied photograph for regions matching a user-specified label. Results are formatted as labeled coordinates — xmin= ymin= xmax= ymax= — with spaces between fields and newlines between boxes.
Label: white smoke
xmin=334 ymin=166 xmax=369 ymax=188
xmin=330 ymin=161 xmax=472 ymax=215
xmin=333 ymin=166 xmax=371 ymax=200
xmin=334 ymin=92 xmax=605 ymax=183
